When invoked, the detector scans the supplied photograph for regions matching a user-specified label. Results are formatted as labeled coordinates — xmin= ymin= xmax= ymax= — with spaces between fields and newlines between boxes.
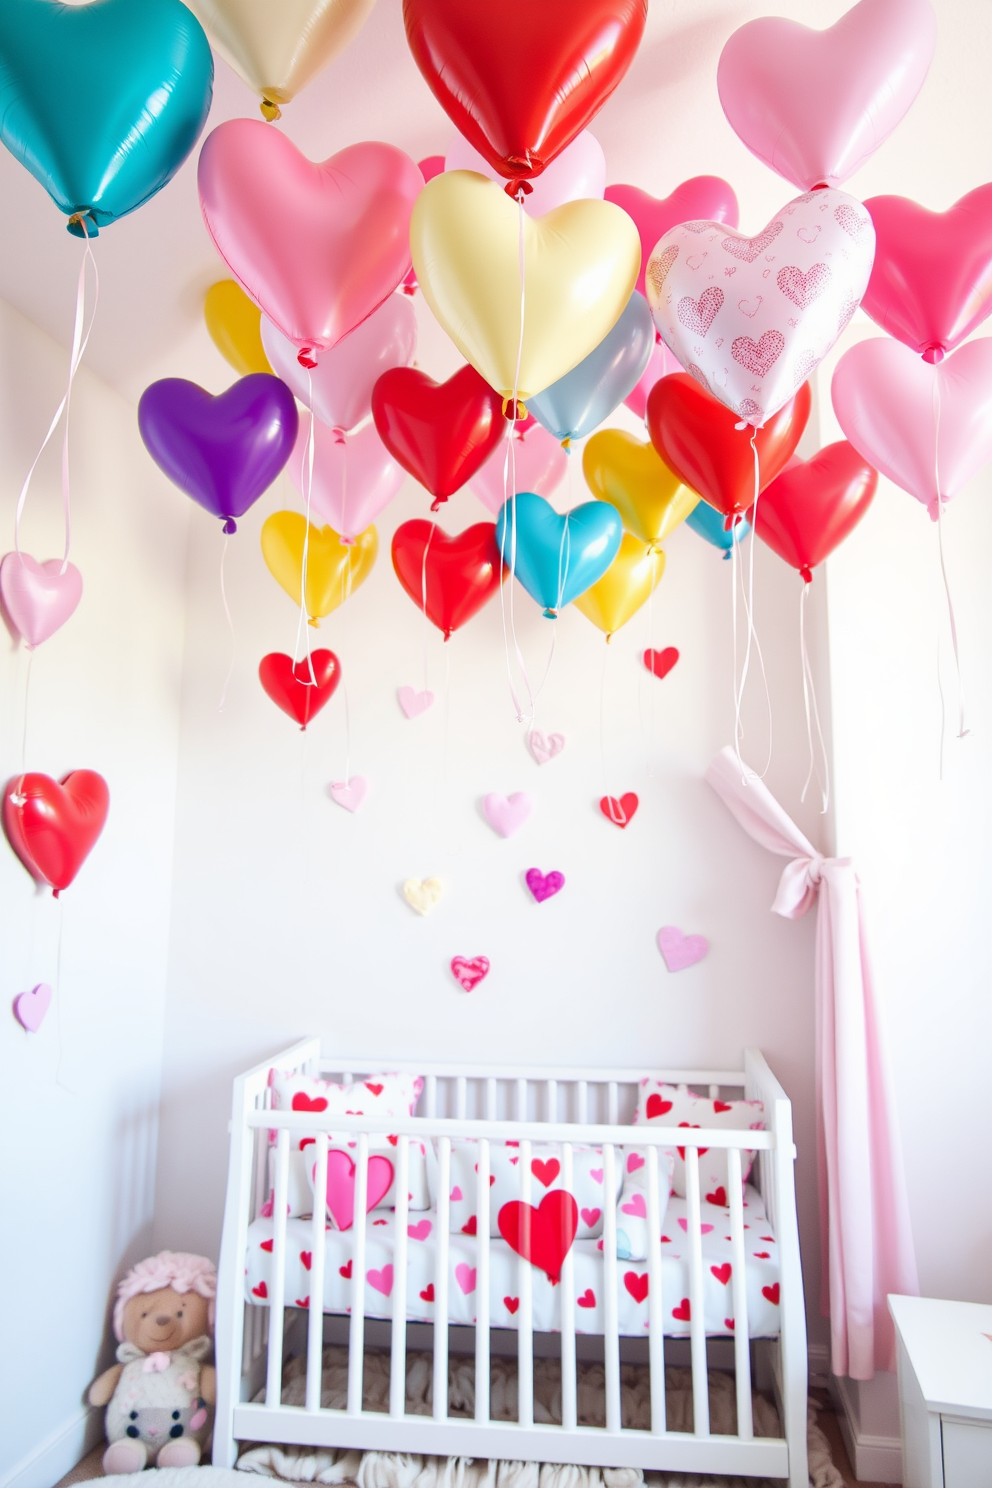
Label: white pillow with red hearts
xmin=446 ymin=1139 xmax=621 ymax=1239
xmin=631 ymin=1081 xmax=764 ymax=1200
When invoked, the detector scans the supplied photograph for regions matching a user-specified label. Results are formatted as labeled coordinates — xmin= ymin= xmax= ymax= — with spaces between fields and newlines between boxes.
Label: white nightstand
xmin=889 ymin=1295 xmax=992 ymax=1487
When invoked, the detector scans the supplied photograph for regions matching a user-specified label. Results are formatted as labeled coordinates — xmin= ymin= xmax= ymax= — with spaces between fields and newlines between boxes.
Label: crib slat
xmin=607 ymin=1081 xmax=619 ymax=1125
xmin=515 ymin=1078 xmax=527 ymax=1120
xmin=646 ymin=1145 xmax=666 ymax=1433
xmin=559 ymin=1142 xmax=577 ymax=1431
xmin=684 ymin=1146 xmax=710 ymax=1436
xmin=475 ymin=1138 xmax=491 ymax=1423
xmin=433 ymin=1137 xmax=451 ymax=1421
xmin=305 ymin=1133 xmax=328 ymax=1412
xmin=265 ymin=1128 xmax=290 ymax=1409
xmin=486 ymin=1078 xmax=497 ymax=1120
xmin=517 ymin=1137 xmax=534 ymax=1427
xmin=425 ymin=1075 xmax=437 ymax=1118
xmin=347 ymin=1135 xmax=369 ymax=1415
xmin=601 ymin=1142 xmax=621 ymax=1433
xmin=577 ymin=1079 xmax=588 ymax=1123
xmin=390 ymin=1136 xmax=411 ymax=1419
xmin=726 ymin=1146 xmax=753 ymax=1439
xmin=456 ymin=1075 xmax=467 ymax=1119
xmin=546 ymin=1078 xmax=557 ymax=1122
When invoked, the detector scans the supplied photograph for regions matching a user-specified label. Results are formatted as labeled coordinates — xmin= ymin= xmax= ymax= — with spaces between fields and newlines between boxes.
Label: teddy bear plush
xmin=88 ymin=1251 xmax=217 ymax=1473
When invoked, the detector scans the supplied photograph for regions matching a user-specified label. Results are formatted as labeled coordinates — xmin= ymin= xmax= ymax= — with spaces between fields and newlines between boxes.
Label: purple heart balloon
xmin=138 ymin=374 xmax=299 ymax=532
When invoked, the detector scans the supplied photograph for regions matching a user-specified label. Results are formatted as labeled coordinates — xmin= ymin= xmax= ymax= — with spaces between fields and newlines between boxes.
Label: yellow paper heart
xmin=583 ymin=430 xmax=699 ymax=547
xmin=204 ymin=280 xmax=272 ymax=377
xmin=403 ymin=878 xmax=442 ymax=916
xmin=261 ymin=512 xmax=377 ymax=622
xmin=573 ymin=533 xmax=666 ymax=639
xmin=411 ymin=171 xmax=640 ymax=402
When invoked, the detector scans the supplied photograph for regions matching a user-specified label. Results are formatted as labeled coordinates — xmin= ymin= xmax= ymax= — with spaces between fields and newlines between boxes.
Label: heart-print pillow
xmin=631 ymin=1080 xmax=764 ymax=1200
xmin=446 ymin=1139 xmax=620 ymax=1239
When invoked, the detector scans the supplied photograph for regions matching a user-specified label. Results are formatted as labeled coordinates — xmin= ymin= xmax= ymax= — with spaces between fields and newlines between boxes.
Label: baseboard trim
xmin=808 ymin=1343 xmax=831 ymax=1389
xmin=833 ymin=1375 xmax=903 ymax=1484
xmin=1 ymin=1406 xmax=102 ymax=1488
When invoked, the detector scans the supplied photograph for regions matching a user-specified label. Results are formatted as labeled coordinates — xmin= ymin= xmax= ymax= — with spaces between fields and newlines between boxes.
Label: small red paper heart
xmin=762 ymin=1282 xmax=780 ymax=1305
xmin=643 ymin=646 xmax=679 ymax=680
xmin=577 ymin=1287 xmax=596 ymax=1308
xmin=711 ymin=1263 xmax=732 ymax=1285
xmin=258 ymin=649 xmax=341 ymax=730
xmin=646 ymin=1094 xmax=673 ymax=1119
xmin=339 ymin=1260 xmax=352 ymax=1279
xmin=300 ymin=1251 xmax=312 ymax=1270
xmin=531 ymin=1157 xmax=560 ymax=1188
xmin=672 ymin=1297 xmax=691 ymax=1321
xmin=504 ymin=1296 xmax=519 ymax=1314
xmin=623 ymin=1271 xmax=649 ymax=1303
xmin=599 ymin=792 xmax=639 ymax=828
xmin=420 ymin=1283 xmax=435 ymax=1302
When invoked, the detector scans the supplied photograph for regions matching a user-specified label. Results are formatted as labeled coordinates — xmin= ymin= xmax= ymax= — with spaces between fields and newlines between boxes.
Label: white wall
xmin=0 ymin=300 xmax=189 ymax=1488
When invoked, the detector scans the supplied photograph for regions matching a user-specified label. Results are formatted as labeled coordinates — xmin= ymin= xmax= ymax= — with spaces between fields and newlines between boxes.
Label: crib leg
xmin=784 ymin=1358 xmax=809 ymax=1488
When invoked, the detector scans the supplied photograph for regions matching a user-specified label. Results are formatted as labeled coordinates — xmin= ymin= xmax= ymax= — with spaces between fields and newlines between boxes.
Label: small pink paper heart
xmin=13 ymin=983 xmax=51 ymax=1033
xmin=483 ymin=791 xmax=533 ymax=837
xmin=398 ymin=685 xmax=434 ymax=719
xmin=527 ymin=728 xmax=565 ymax=765
xmin=451 ymin=956 xmax=490 ymax=992
xmin=329 ymin=777 xmax=368 ymax=812
xmin=657 ymin=925 xmax=709 ymax=972
xmin=0 ymin=554 xmax=82 ymax=649
xmin=525 ymin=867 xmax=565 ymax=903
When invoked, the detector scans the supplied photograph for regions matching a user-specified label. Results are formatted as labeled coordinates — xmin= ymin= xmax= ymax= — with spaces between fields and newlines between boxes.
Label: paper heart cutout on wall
xmin=3 ymin=770 xmax=109 ymax=894
xmin=398 ymin=686 xmax=434 ymax=719
xmin=404 ymin=878 xmax=442 ymax=916
xmin=483 ymin=792 xmax=533 ymax=838
xmin=13 ymin=983 xmax=52 ymax=1033
xmin=258 ymin=650 xmax=340 ymax=729
xmin=0 ymin=554 xmax=83 ymax=649
xmin=644 ymin=647 xmax=679 ymax=680
xmin=328 ymin=777 xmax=367 ymax=813
xmin=525 ymin=867 xmax=565 ymax=903
xmin=657 ymin=925 xmax=709 ymax=972
xmin=600 ymin=793 xmax=638 ymax=829
xmin=451 ymin=956 xmax=490 ymax=992
xmin=527 ymin=729 xmax=565 ymax=765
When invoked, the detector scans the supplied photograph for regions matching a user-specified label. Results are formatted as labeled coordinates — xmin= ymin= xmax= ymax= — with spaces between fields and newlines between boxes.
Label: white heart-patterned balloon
xmin=645 ymin=187 xmax=874 ymax=427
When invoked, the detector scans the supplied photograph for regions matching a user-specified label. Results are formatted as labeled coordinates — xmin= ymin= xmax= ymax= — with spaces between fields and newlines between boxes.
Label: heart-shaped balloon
xmin=0 ymin=554 xmax=83 ymax=648
xmin=753 ymin=442 xmax=877 ymax=580
xmin=716 ymin=0 xmax=937 ymax=191
xmin=3 ymin=770 xmax=109 ymax=894
xmin=528 ymin=293 xmax=654 ymax=445
xmin=861 ymin=187 xmax=992 ymax=361
xmin=198 ymin=123 xmax=422 ymax=363
xmin=582 ymin=430 xmax=698 ymax=546
xmin=647 ymin=374 xmax=811 ymax=518
xmin=138 ymin=374 xmax=298 ymax=532
xmin=624 ymin=339 xmax=682 ymax=421
xmin=495 ymin=492 xmax=622 ymax=617
xmin=402 ymin=155 xmax=447 ymax=295
xmin=411 ymin=171 xmax=640 ymax=402
xmin=446 ymin=130 xmax=606 ymax=215
xmin=831 ymin=338 xmax=992 ymax=518
xmin=204 ymin=281 xmax=272 ymax=377
xmin=258 ymin=649 xmax=341 ymax=729
xmin=403 ymin=0 xmax=647 ymax=186
xmin=185 ymin=0 xmax=375 ymax=118
xmin=262 ymin=294 xmax=417 ymax=434
xmin=0 ymin=0 xmax=213 ymax=235
xmin=685 ymin=502 xmax=751 ymax=557
xmin=289 ymin=417 xmax=403 ymax=540
xmin=647 ymin=187 xmax=875 ymax=428
xmin=372 ymin=363 xmax=506 ymax=507
xmin=391 ymin=521 xmax=505 ymax=639
xmin=604 ymin=178 xmax=739 ymax=297
xmin=261 ymin=512 xmax=378 ymax=619
xmin=471 ymin=423 xmax=567 ymax=514
xmin=573 ymin=533 xmax=665 ymax=638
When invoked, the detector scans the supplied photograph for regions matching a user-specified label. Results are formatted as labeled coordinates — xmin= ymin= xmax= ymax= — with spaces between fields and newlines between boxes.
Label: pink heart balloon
xmin=289 ymin=415 xmax=404 ymax=540
xmin=0 ymin=553 xmax=82 ymax=648
xmin=717 ymin=0 xmax=937 ymax=191
xmin=470 ymin=423 xmax=567 ymax=514
xmin=446 ymin=130 xmax=606 ymax=217
xmin=604 ymin=178 xmax=738 ymax=298
xmin=198 ymin=122 xmax=422 ymax=364
xmin=861 ymin=187 xmax=992 ymax=362
xmin=261 ymin=293 xmax=417 ymax=433
xmin=624 ymin=338 xmax=682 ymax=420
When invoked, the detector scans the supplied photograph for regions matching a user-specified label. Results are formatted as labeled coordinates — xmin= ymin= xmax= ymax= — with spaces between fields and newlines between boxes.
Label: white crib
xmin=212 ymin=1040 xmax=808 ymax=1485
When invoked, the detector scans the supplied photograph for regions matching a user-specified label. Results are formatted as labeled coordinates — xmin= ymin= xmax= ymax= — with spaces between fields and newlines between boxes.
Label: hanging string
xmin=14 ymin=222 xmax=99 ymax=566
xmin=798 ymin=580 xmax=829 ymax=811
xmin=293 ymin=388 xmax=318 ymax=686
xmin=732 ymin=434 xmax=773 ymax=777
xmin=21 ymin=649 xmax=34 ymax=772
xmin=420 ymin=518 xmax=436 ymax=697
xmin=598 ymin=638 xmax=625 ymax=821
xmin=217 ymin=533 xmax=236 ymax=712
xmin=932 ymin=373 xmax=969 ymax=742
xmin=54 ymin=897 xmax=74 ymax=1093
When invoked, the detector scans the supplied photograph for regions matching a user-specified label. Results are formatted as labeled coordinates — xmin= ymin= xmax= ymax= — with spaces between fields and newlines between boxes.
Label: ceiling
xmin=0 ymin=0 xmax=986 ymax=407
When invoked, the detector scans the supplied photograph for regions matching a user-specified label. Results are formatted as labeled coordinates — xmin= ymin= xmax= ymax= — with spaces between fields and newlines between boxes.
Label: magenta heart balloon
xmin=261 ymin=293 xmax=417 ymax=433
xmin=717 ymin=0 xmax=937 ymax=191
xmin=831 ymin=337 xmax=992 ymax=518
xmin=470 ymin=423 xmax=567 ymax=514
xmin=604 ymin=177 xmax=738 ymax=298
xmin=198 ymin=122 xmax=422 ymax=365
xmin=0 ymin=553 xmax=82 ymax=648
xmin=861 ymin=187 xmax=992 ymax=362
xmin=289 ymin=416 xmax=404 ymax=540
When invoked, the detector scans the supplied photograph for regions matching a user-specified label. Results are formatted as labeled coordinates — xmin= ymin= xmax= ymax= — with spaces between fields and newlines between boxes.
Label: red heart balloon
xmin=753 ymin=441 xmax=878 ymax=581
xmin=497 ymin=1190 xmax=578 ymax=1283
xmin=647 ymin=373 xmax=811 ymax=518
xmin=372 ymin=364 xmax=507 ymax=508
xmin=3 ymin=770 xmax=109 ymax=894
xmin=391 ymin=521 xmax=505 ymax=640
xmin=862 ymin=187 xmax=992 ymax=361
xmin=403 ymin=0 xmax=647 ymax=188
xmin=604 ymin=178 xmax=739 ymax=297
xmin=258 ymin=650 xmax=341 ymax=729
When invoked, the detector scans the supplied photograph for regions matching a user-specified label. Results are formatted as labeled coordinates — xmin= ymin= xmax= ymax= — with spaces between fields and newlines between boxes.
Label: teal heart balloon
xmin=496 ymin=491 xmax=622 ymax=619
xmin=0 ymin=0 xmax=213 ymax=236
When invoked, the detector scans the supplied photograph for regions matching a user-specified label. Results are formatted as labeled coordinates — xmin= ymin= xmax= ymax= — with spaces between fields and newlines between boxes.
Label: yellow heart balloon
xmin=573 ymin=533 xmax=666 ymax=639
xmin=186 ymin=0 xmax=376 ymax=117
xmin=204 ymin=280 xmax=273 ymax=377
xmin=410 ymin=171 xmax=640 ymax=403
xmin=583 ymin=430 xmax=699 ymax=547
xmin=261 ymin=512 xmax=377 ymax=622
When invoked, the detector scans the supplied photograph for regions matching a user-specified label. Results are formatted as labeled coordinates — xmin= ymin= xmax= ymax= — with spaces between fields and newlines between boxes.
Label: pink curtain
xmin=705 ymin=746 xmax=918 ymax=1379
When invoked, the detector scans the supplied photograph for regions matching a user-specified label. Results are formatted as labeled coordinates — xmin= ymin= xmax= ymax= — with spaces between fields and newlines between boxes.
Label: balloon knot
xmin=402 ymin=283 xmax=417 ymax=296
xmin=505 ymin=179 xmax=533 ymax=199
xmin=800 ymin=566 xmax=813 ymax=584
xmin=340 ymin=535 xmax=355 ymax=547
xmin=430 ymin=496 xmax=444 ymax=513
xmin=655 ymin=329 xmax=664 ymax=345
xmin=66 ymin=210 xmax=98 ymax=239
xmin=299 ymin=724 xmax=307 ymax=732
xmin=298 ymin=348 xmax=318 ymax=369
xmin=52 ymin=888 xmax=60 ymax=900
xmin=922 ymin=344 xmax=945 ymax=365
xmin=605 ymin=633 xmax=613 ymax=644
xmin=542 ymin=608 xmax=558 ymax=620
xmin=501 ymin=397 xmax=528 ymax=421
xmin=308 ymin=617 xmax=319 ymax=627
xmin=722 ymin=550 xmax=732 ymax=561
xmin=332 ymin=428 xmax=347 ymax=444
xmin=222 ymin=518 xmax=237 ymax=535
xmin=260 ymin=99 xmax=282 ymax=122
xmin=561 ymin=438 xmax=571 ymax=453
xmin=443 ymin=630 xmax=452 ymax=643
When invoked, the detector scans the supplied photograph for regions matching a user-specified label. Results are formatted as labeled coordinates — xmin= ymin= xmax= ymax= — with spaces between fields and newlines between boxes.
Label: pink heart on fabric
xmin=678 ymin=1218 xmax=714 ymax=1234
xmin=483 ymin=791 xmax=533 ymax=837
xmin=525 ymin=868 xmax=565 ymax=903
xmin=408 ymin=1219 xmax=432 ymax=1241
xmin=328 ymin=777 xmax=368 ymax=813
xmin=527 ymin=729 xmax=565 ymax=765
xmin=0 ymin=554 xmax=82 ymax=649
xmin=580 ymin=1207 xmax=602 ymax=1227
xmin=450 ymin=1186 xmax=463 ymax=1202
xmin=626 ymin=1153 xmax=645 ymax=1174
xmin=398 ymin=685 xmax=434 ymax=718
xmin=321 ymin=1150 xmax=394 ymax=1230
xmin=13 ymin=982 xmax=51 ymax=1033
xmin=367 ymin=1264 xmax=394 ymax=1296
xmin=590 ymin=1168 xmax=604 ymax=1183
xmin=621 ymin=1193 xmax=647 ymax=1218
xmin=455 ymin=1263 xmax=477 ymax=1295
xmin=471 ymin=423 xmax=567 ymax=514
xmin=657 ymin=925 xmax=709 ymax=972
xmin=451 ymin=956 xmax=490 ymax=992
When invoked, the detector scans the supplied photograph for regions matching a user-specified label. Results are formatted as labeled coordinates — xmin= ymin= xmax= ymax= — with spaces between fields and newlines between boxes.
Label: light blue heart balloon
xmin=496 ymin=491 xmax=622 ymax=618
xmin=0 ymin=0 xmax=213 ymax=236
xmin=528 ymin=293 xmax=654 ymax=445
xmin=685 ymin=501 xmax=751 ymax=560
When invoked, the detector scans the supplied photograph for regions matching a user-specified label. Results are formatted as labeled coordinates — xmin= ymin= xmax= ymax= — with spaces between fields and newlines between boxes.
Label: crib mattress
xmin=245 ymin=1185 xmax=782 ymax=1340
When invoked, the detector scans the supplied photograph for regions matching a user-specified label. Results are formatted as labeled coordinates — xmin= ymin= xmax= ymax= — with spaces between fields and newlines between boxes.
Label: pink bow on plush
xmin=706 ymin=747 xmax=918 ymax=1379
xmin=142 ymin=1352 xmax=171 ymax=1373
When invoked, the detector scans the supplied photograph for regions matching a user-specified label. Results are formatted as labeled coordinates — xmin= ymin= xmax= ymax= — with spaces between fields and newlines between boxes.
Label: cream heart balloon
xmin=410 ymin=171 xmax=640 ymax=404
xmin=186 ymin=0 xmax=377 ymax=118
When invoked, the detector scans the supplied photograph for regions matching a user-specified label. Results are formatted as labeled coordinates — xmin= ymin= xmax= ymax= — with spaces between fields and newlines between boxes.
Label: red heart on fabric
xmin=252 ymin=1281 xmax=268 ymax=1299
xmin=3 ymin=770 xmax=109 ymax=894
xmin=420 ymin=1284 xmax=434 ymax=1302
xmin=577 ymin=1287 xmax=596 ymax=1308
xmin=373 ymin=364 xmax=505 ymax=505
xmin=646 ymin=1094 xmax=673 ymax=1119
xmin=599 ymin=792 xmax=638 ymax=828
xmin=258 ymin=650 xmax=340 ymax=730
xmin=295 ymin=1297 xmax=309 ymax=1309
xmin=450 ymin=955 xmax=490 ymax=992
xmin=713 ymin=1100 xmax=733 ymax=1113
xmin=462 ymin=1217 xmax=478 ymax=1236
xmin=754 ymin=1252 xmax=771 ymax=1259
xmin=724 ymin=1318 xmax=735 ymax=1331
xmin=339 ymin=1260 xmax=352 ymax=1279
xmin=531 ymin=1158 xmax=560 ymax=1188
xmin=672 ymin=1297 xmax=691 ymax=1321
xmin=391 ymin=520 xmax=505 ymax=639
xmin=503 ymin=1296 xmax=519 ymax=1314
xmin=365 ymin=1082 xmax=384 ymax=1096
xmin=300 ymin=1251 xmax=312 ymax=1270
xmin=706 ymin=1187 xmax=728 ymax=1207
xmin=711 ymin=1263 xmax=732 ymax=1286
xmin=497 ymin=1190 xmax=578 ymax=1283
xmin=623 ymin=1271 xmax=649 ymax=1303
xmin=292 ymin=1093 xmax=328 ymax=1113
xmin=762 ymin=1283 xmax=780 ymax=1305
xmin=643 ymin=647 xmax=679 ymax=680
xmin=260 ymin=1239 xmax=273 ymax=1253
